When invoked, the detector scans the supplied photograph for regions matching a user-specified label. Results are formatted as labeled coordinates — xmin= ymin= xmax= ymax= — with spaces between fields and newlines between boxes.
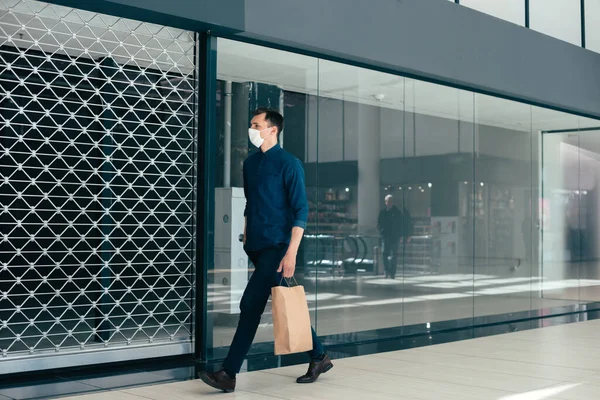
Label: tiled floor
xmin=58 ymin=318 xmax=600 ymax=400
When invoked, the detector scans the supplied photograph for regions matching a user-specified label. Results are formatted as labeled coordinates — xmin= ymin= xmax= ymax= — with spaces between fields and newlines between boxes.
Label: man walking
xmin=198 ymin=108 xmax=333 ymax=393
xmin=378 ymin=194 xmax=403 ymax=279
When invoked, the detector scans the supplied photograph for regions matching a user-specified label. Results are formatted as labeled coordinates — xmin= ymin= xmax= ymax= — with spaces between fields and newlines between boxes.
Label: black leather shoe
xmin=198 ymin=370 xmax=236 ymax=393
xmin=296 ymin=355 xmax=333 ymax=384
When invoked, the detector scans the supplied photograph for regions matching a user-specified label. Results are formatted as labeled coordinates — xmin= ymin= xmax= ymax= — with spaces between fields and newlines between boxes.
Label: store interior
xmin=206 ymin=38 xmax=600 ymax=360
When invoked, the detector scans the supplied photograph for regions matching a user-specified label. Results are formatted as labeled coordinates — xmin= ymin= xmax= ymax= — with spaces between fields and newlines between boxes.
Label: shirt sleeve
xmin=284 ymin=158 xmax=309 ymax=229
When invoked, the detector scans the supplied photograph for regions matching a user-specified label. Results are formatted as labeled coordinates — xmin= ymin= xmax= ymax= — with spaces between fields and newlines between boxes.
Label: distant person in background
xmin=400 ymin=206 xmax=413 ymax=272
xmin=378 ymin=195 xmax=402 ymax=279
xmin=521 ymin=215 xmax=532 ymax=261
xmin=402 ymin=206 xmax=413 ymax=245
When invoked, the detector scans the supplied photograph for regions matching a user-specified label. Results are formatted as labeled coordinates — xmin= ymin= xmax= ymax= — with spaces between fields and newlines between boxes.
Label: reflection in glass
xmin=473 ymin=95 xmax=533 ymax=318
xmin=394 ymin=81 xmax=476 ymax=332
xmin=586 ymin=0 xmax=600 ymax=53
xmin=460 ymin=0 xmax=525 ymax=26
xmin=530 ymin=0 xmax=582 ymax=45
xmin=539 ymin=116 xmax=600 ymax=307
xmin=211 ymin=39 xmax=319 ymax=359
xmin=541 ymin=132 xmax=581 ymax=306
xmin=209 ymin=37 xmax=600 ymax=362
xmin=576 ymin=124 xmax=600 ymax=303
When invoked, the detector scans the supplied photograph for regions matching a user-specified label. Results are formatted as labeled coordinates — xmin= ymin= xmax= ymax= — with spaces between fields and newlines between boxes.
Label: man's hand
xmin=277 ymin=252 xmax=296 ymax=278
xmin=279 ymin=226 xmax=304 ymax=279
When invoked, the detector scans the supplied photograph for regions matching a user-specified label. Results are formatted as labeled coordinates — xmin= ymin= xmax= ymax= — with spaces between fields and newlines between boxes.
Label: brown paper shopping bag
xmin=271 ymin=281 xmax=313 ymax=355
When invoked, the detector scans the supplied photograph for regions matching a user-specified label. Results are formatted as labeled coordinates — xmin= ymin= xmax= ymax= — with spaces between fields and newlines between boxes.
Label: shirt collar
xmin=263 ymin=143 xmax=281 ymax=158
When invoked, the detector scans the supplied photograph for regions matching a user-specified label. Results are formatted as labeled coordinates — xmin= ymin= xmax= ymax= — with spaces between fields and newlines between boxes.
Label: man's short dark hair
xmin=253 ymin=108 xmax=284 ymax=137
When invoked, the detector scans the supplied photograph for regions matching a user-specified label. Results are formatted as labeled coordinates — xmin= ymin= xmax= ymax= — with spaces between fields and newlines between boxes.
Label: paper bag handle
xmin=279 ymin=276 xmax=300 ymax=287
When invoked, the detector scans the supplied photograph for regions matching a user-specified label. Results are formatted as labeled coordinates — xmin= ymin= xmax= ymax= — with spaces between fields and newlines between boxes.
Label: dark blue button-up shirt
xmin=243 ymin=144 xmax=308 ymax=251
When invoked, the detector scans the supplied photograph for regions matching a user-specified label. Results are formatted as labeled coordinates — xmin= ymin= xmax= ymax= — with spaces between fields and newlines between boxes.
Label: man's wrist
xmin=285 ymin=248 xmax=298 ymax=257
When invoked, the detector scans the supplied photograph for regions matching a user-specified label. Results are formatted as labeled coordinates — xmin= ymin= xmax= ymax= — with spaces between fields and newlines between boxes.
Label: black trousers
xmin=382 ymin=237 xmax=399 ymax=278
xmin=222 ymin=243 xmax=325 ymax=374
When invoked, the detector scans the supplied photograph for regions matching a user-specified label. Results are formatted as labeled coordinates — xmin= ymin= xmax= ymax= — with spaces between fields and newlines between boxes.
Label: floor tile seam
xmin=413 ymin=347 xmax=600 ymax=368
xmin=227 ymin=388 xmax=288 ymax=399
xmin=294 ymin=376 xmax=520 ymax=399
xmin=11 ymin=382 xmax=105 ymax=400
xmin=372 ymin=354 xmax=594 ymax=381
xmin=562 ymin=374 xmax=600 ymax=386
xmin=71 ymin=377 xmax=184 ymax=394
xmin=474 ymin=335 xmax=600 ymax=346
xmin=120 ymin=384 xmax=216 ymax=400
xmin=107 ymin=389 xmax=157 ymax=400
xmin=241 ymin=381 xmax=434 ymax=400
xmin=276 ymin=363 xmax=560 ymax=395
xmin=421 ymin=342 xmax=600 ymax=357
xmin=511 ymin=380 xmax=596 ymax=400
xmin=334 ymin=358 xmax=569 ymax=385
xmin=28 ymin=387 xmax=154 ymax=400
xmin=254 ymin=365 xmax=373 ymax=380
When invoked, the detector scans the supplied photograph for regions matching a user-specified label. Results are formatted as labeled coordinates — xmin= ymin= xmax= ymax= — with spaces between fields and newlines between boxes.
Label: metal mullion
xmin=193 ymin=32 xmax=216 ymax=361
xmin=581 ymin=0 xmax=586 ymax=48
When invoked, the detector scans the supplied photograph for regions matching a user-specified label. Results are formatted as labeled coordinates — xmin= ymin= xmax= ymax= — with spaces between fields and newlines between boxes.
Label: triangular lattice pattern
xmin=0 ymin=0 xmax=197 ymax=359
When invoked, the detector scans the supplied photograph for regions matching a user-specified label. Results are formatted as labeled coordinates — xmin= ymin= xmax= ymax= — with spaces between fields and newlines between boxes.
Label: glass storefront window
xmin=209 ymin=39 xmax=319 ymax=360
xmin=473 ymin=95 xmax=533 ymax=318
xmin=208 ymin=37 xmax=600 ymax=364
xmin=530 ymin=0 xmax=582 ymax=46
xmin=460 ymin=0 xmax=525 ymax=26
xmin=585 ymin=0 xmax=600 ymax=52
xmin=400 ymin=80 xmax=475 ymax=331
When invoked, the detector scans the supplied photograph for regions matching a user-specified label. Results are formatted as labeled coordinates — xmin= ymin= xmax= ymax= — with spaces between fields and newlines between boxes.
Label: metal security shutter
xmin=0 ymin=0 xmax=197 ymax=372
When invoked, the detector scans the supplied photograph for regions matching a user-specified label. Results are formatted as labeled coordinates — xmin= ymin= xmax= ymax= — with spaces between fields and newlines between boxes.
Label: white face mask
xmin=248 ymin=127 xmax=269 ymax=148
